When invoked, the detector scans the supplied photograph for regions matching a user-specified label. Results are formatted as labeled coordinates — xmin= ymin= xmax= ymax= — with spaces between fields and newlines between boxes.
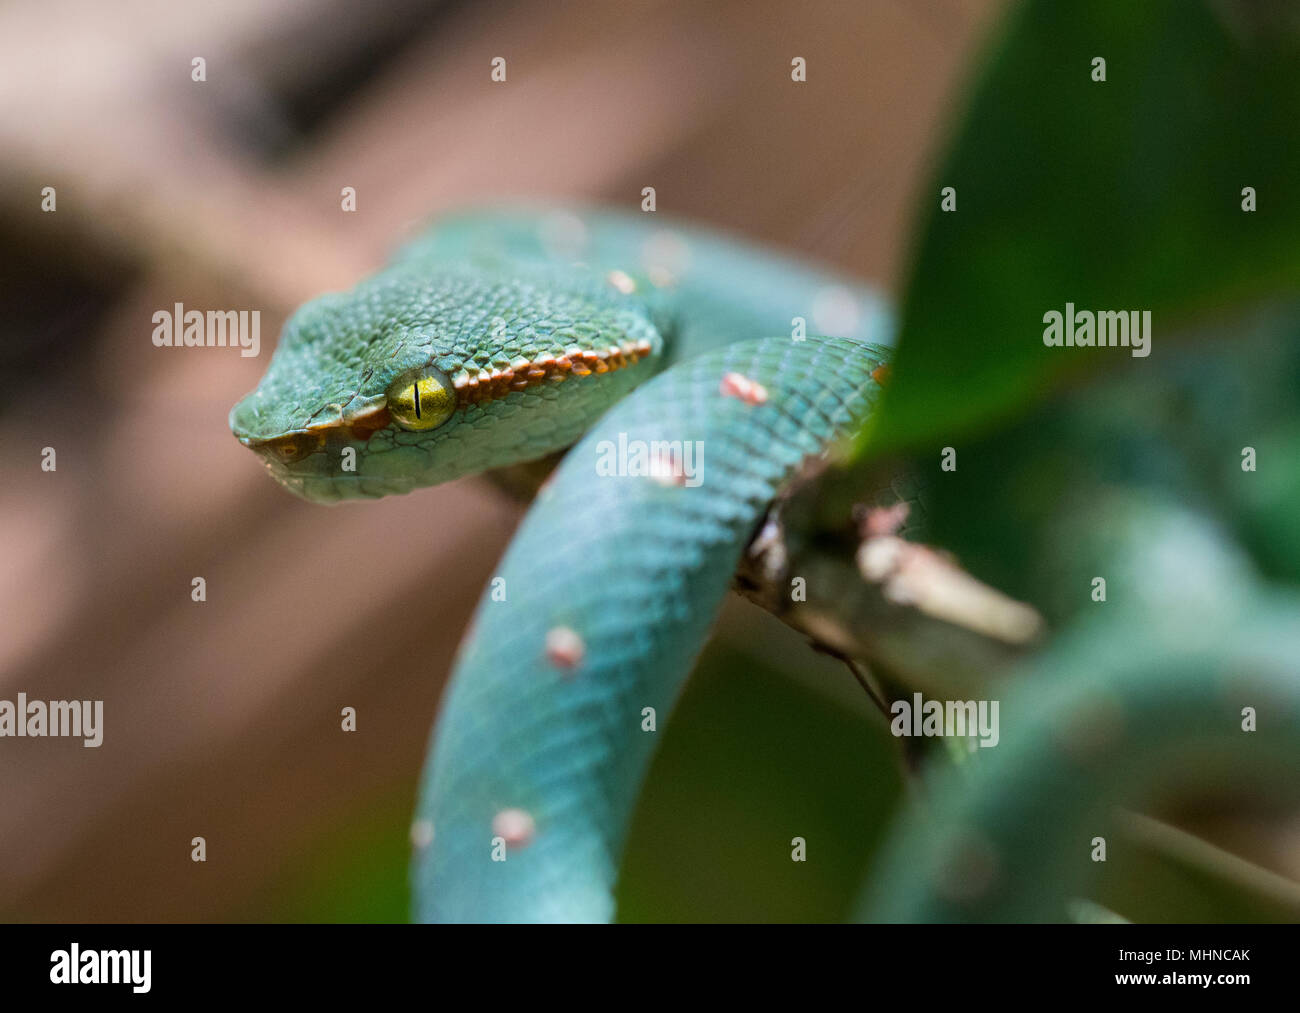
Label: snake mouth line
xmin=452 ymin=337 xmax=654 ymax=404
xmin=240 ymin=403 xmax=393 ymax=463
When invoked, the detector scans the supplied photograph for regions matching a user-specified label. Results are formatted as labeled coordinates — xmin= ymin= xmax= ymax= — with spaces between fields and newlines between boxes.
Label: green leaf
xmin=866 ymin=0 xmax=1300 ymax=452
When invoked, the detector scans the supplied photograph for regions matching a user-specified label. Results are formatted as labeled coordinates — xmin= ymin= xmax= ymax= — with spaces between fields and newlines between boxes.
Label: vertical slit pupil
xmin=413 ymin=383 xmax=421 ymax=418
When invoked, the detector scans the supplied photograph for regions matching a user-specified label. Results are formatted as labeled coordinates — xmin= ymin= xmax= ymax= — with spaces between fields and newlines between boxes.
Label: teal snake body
xmin=231 ymin=207 xmax=1300 ymax=922
xmin=232 ymin=207 xmax=892 ymax=921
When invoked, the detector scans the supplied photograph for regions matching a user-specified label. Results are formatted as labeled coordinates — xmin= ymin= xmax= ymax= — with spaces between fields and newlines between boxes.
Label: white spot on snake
xmin=649 ymin=454 xmax=688 ymax=487
xmin=607 ymin=269 xmax=637 ymax=294
xmin=812 ymin=285 xmax=861 ymax=336
xmin=545 ymin=626 xmax=585 ymax=670
xmin=410 ymin=819 xmax=434 ymax=850
xmin=492 ymin=808 xmax=536 ymax=848
xmin=720 ymin=372 xmax=768 ymax=406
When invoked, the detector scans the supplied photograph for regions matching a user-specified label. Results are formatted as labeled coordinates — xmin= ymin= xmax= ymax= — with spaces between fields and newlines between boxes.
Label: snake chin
xmin=246 ymin=443 xmax=421 ymax=503
xmin=263 ymin=465 xmax=419 ymax=504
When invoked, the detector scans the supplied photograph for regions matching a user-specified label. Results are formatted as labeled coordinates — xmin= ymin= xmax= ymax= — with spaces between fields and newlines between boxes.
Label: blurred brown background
xmin=0 ymin=0 xmax=1002 ymax=920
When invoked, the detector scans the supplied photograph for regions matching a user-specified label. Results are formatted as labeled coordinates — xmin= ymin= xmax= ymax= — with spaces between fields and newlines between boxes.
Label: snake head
xmin=230 ymin=261 xmax=664 ymax=503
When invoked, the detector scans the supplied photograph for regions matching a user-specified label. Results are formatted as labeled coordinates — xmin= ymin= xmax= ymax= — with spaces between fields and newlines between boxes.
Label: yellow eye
xmin=387 ymin=368 xmax=456 ymax=431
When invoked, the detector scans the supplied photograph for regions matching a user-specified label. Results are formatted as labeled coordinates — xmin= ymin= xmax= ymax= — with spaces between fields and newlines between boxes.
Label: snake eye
xmin=387 ymin=367 xmax=456 ymax=431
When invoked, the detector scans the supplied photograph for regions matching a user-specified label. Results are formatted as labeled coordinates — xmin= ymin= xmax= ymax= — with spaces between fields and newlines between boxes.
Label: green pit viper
xmin=231 ymin=206 xmax=1300 ymax=922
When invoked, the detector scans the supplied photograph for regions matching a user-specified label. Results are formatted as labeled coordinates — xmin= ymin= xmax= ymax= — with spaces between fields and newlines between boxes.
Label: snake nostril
xmin=262 ymin=431 xmax=331 ymax=463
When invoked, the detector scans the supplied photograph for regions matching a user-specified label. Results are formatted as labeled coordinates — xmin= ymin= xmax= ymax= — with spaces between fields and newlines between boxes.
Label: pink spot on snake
xmin=493 ymin=808 xmax=536 ymax=848
xmin=409 ymin=819 xmax=434 ymax=850
xmin=862 ymin=501 xmax=911 ymax=538
xmin=545 ymin=626 xmax=585 ymax=670
xmin=720 ymin=372 xmax=768 ymax=405
xmin=607 ymin=269 xmax=637 ymax=294
xmin=648 ymin=446 xmax=688 ymax=487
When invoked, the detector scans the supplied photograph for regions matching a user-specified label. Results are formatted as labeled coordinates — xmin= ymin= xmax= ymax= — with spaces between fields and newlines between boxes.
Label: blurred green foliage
xmin=851 ymin=0 xmax=1300 ymax=922
xmin=868 ymin=0 xmax=1300 ymax=452
xmin=250 ymin=790 xmax=412 ymax=923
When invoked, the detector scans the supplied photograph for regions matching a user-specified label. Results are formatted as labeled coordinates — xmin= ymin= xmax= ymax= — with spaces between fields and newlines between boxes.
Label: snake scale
xmin=231 ymin=207 xmax=1300 ymax=922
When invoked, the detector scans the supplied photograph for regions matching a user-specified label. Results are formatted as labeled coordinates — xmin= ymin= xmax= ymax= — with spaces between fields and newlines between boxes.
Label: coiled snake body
xmin=231 ymin=206 xmax=892 ymax=921
xmin=232 ymin=207 xmax=1300 ymax=922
